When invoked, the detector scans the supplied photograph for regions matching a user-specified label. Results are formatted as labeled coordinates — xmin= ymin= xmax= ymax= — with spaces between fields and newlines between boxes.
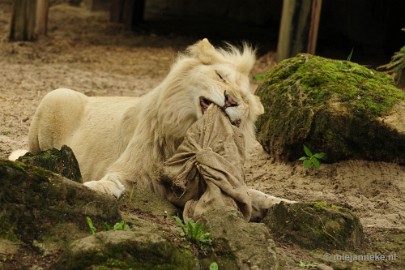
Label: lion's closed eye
xmin=216 ymin=70 xmax=226 ymax=82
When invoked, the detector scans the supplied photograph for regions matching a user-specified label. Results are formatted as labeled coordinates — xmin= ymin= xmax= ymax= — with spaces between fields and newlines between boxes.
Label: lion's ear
xmin=187 ymin=38 xmax=223 ymax=65
xmin=237 ymin=44 xmax=256 ymax=75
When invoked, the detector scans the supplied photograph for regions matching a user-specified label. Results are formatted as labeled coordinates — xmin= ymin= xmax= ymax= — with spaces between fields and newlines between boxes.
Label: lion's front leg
xmin=83 ymin=173 xmax=126 ymax=198
xmin=248 ymin=188 xmax=297 ymax=221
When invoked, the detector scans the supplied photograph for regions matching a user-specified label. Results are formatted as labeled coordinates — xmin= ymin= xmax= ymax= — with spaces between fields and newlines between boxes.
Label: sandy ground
xmin=0 ymin=2 xmax=404 ymax=269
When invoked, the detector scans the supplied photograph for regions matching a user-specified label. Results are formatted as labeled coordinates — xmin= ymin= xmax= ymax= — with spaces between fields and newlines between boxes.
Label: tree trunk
xmin=35 ymin=0 xmax=49 ymax=37
xmin=9 ymin=0 xmax=49 ymax=41
xmin=110 ymin=0 xmax=145 ymax=29
xmin=84 ymin=0 xmax=112 ymax=11
xmin=277 ymin=0 xmax=322 ymax=61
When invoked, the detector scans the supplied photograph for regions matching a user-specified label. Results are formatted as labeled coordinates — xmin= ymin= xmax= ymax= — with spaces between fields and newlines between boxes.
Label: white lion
xmin=11 ymin=39 xmax=294 ymax=219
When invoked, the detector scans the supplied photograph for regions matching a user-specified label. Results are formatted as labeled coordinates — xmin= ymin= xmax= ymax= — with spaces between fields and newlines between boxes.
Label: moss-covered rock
xmin=0 ymin=158 xmax=253 ymax=269
xmin=263 ymin=202 xmax=364 ymax=250
xmin=55 ymin=230 xmax=199 ymax=270
xmin=0 ymin=159 xmax=121 ymax=245
xmin=256 ymin=54 xmax=405 ymax=163
xmin=17 ymin=145 xmax=82 ymax=183
xmin=121 ymin=186 xmax=180 ymax=219
xmin=199 ymin=209 xmax=278 ymax=270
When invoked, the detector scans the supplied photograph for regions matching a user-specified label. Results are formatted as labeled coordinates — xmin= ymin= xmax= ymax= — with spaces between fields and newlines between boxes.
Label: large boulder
xmin=199 ymin=209 xmax=278 ymax=270
xmin=0 ymin=159 xmax=197 ymax=269
xmin=263 ymin=202 xmax=364 ymax=250
xmin=55 ymin=230 xmax=199 ymax=270
xmin=0 ymin=160 xmax=121 ymax=245
xmin=256 ymin=54 xmax=405 ymax=163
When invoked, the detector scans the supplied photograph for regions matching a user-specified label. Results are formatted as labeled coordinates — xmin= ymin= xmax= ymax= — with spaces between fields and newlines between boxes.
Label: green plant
xmin=113 ymin=220 xmax=131 ymax=231
xmin=86 ymin=216 xmax=97 ymax=235
xmin=380 ymin=45 xmax=405 ymax=73
xmin=346 ymin=48 xmax=354 ymax=61
xmin=299 ymin=145 xmax=325 ymax=170
xmin=210 ymin=261 xmax=219 ymax=270
xmin=298 ymin=260 xmax=318 ymax=268
xmin=103 ymin=220 xmax=132 ymax=231
xmin=86 ymin=217 xmax=132 ymax=234
xmin=2 ymin=254 xmax=14 ymax=263
xmin=254 ymin=73 xmax=265 ymax=81
xmin=379 ymin=29 xmax=405 ymax=88
xmin=173 ymin=216 xmax=212 ymax=249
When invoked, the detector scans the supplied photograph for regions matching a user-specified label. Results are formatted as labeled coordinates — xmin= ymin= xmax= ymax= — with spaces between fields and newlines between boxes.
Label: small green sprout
xmin=112 ymin=220 xmax=132 ymax=231
xmin=346 ymin=48 xmax=354 ymax=61
xmin=173 ymin=216 xmax=212 ymax=250
xmin=299 ymin=145 xmax=325 ymax=170
xmin=210 ymin=261 xmax=219 ymax=270
xmin=86 ymin=217 xmax=132 ymax=234
xmin=86 ymin=216 xmax=97 ymax=235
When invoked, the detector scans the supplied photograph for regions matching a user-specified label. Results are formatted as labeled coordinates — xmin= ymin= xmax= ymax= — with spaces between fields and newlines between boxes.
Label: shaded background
xmin=139 ymin=0 xmax=404 ymax=65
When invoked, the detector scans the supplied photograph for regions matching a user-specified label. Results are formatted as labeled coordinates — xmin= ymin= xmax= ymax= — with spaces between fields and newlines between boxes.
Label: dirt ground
xmin=0 ymin=2 xmax=404 ymax=269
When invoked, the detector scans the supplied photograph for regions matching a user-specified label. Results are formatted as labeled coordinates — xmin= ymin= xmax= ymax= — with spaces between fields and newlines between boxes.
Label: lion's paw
xmin=83 ymin=179 xmax=125 ymax=198
xmin=248 ymin=189 xmax=298 ymax=221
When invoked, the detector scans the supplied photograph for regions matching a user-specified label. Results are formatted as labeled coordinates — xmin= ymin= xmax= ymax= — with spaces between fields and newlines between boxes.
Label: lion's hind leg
xmin=28 ymin=111 xmax=40 ymax=153
xmin=28 ymin=88 xmax=87 ymax=152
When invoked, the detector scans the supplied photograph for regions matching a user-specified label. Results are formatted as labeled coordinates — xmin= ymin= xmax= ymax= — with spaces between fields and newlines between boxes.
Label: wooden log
xmin=9 ymin=0 xmax=36 ymax=41
xmin=9 ymin=0 xmax=49 ymax=41
xmin=35 ymin=0 xmax=49 ymax=37
xmin=307 ymin=0 xmax=322 ymax=55
xmin=277 ymin=0 xmax=322 ymax=61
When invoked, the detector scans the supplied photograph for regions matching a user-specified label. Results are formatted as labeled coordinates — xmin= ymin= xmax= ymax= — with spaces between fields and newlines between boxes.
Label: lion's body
xmin=24 ymin=39 xmax=267 ymax=198
xmin=29 ymin=90 xmax=140 ymax=181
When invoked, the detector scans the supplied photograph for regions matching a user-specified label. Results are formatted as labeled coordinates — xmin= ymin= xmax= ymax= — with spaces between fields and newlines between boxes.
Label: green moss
xmin=92 ymin=257 xmax=189 ymax=270
xmin=4 ymin=160 xmax=27 ymax=173
xmin=1 ymin=159 xmax=55 ymax=180
xmin=0 ymin=218 xmax=19 ymax=242
xmin=16 ymin=146 xmax=82 ymax=183
xmin=312 ymin=201 xmax=344 ymax=211
xmin=0 ymin=159 xmax=122 ymax=248
xmin=55 ymin=231 xmax=199 ymax=270
xmin=261 ymin=54 xmax=404 ymax=117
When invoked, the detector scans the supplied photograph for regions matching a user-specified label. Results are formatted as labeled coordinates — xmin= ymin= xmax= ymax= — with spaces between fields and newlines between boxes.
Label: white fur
xmin=8 ymin=149 xmax=28 ymax=161
xmin=248 ymin=189 xmax=297 ymax=221
xmin=22 ymin=39 xmax=265 ymax=198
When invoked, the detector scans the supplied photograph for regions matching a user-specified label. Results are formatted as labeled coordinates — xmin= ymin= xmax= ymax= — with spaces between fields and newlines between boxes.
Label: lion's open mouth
xmin=199 ymin=96 xmax=241 ymax=127
xmin=200 ymin=97 xmax=213 ymax=113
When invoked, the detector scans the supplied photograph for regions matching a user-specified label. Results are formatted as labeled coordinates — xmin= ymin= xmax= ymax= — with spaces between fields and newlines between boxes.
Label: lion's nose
xmin=223 ymin=93 xmax=238 ymax=109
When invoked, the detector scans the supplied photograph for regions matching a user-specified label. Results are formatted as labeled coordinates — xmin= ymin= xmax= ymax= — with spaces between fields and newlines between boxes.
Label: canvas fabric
xmin=160 ymin=105 xmax=252 ymax=220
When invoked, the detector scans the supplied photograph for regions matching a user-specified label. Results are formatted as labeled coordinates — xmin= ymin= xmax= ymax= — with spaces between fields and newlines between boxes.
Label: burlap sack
xmin=159 ymin=105 xmax=252 ymax=220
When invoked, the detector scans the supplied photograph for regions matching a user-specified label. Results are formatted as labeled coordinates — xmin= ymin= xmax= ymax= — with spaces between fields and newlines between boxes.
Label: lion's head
xmin=153 ymin=39 xmax=264 ymax=157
